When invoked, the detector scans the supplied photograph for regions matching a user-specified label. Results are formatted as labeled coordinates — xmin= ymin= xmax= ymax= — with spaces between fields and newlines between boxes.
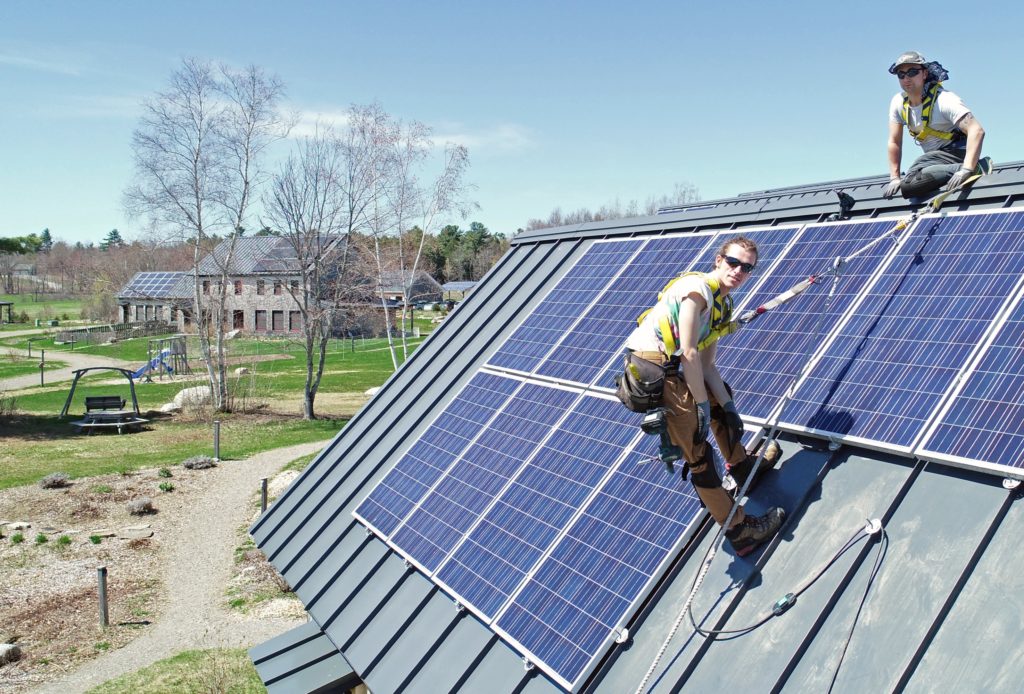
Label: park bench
xmin=84 ymin=395 xmax=126 ymax=412
xmin=71 ymin=395 xmax=145 ymax=435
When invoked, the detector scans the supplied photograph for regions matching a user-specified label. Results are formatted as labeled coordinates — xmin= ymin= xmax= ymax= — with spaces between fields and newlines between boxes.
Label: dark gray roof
xmin=118 ymin=271 xmax=191 ymax=300
xmin=377 ymin=269 xmax=443 ymax=293
xmin=443 ymin=281 xmax=478 ymax=292
xmin=250 ymin=162 xmax=1024 ymax=693
xmin=249 ymin=621 xmax=356 ymax=693
xmin=196 ymin=235 xmax=343 ymax=276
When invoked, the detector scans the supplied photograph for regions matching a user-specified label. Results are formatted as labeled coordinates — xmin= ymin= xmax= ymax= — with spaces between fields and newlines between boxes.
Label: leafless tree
xmin=124 ymin=58 xmax=289 ymax=410
xmin=264 ymin=125 xmax=373 ymax=419
xmin=523 ymin=182 xmax=701 ymax=232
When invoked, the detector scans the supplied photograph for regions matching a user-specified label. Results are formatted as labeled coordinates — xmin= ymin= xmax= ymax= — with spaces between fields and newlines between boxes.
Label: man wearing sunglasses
xmin=883 ymin=50 xmax=989 ymax=200
xmin=624 ymin=236 xmax=784 ymax=556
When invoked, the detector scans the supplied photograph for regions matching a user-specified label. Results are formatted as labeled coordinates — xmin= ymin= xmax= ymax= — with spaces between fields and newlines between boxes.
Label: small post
xmin=213 ymin=420 xmax=221 ymax=461
xmin=261 ymin=477 xmax=268 ymax=513
xmin=39 ymin=349 xmax=45 ymax=387
xmin=97 ymin=566 xmax=109 ymax=628
xmin=26 ymin=338 xmax=33 ymax=358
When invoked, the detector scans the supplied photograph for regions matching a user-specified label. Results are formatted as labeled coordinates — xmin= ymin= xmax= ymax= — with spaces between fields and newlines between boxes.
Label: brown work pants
xmin=633 ymin=351 xmax=746 ymax=528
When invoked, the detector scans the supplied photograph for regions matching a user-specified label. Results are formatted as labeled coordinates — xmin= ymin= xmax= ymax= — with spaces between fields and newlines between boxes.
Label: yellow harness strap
xmin=636 ymin=272 xmax=733 ymax=355
xmin=903 ymin=82 xmax=957 ymax=143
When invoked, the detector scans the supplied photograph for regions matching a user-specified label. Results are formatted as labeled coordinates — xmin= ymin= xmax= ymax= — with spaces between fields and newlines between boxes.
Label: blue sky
xmin=2 ymin=0 xmax=1022 ymax=245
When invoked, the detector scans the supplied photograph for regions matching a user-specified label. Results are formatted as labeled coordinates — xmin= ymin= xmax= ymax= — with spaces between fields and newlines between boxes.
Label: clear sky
xmin=3 ymin=0 xmax=1022 ymax=245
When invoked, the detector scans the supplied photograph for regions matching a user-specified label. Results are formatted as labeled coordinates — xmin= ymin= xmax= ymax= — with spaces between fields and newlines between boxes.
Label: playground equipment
xmin=135 ymin=335 xmax=191 ymax=381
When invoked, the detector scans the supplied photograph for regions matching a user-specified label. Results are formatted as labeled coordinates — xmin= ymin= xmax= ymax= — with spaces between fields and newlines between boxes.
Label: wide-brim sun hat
xmin=888 ymin=50 xmax=929 ymax=74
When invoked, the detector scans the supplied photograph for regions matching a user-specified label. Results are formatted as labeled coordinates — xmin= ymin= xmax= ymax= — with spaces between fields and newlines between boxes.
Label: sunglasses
xmin=896 ymin=67 xmax=925 ymax=79
xmin=723 ymin=255 xmax=756 ymax=273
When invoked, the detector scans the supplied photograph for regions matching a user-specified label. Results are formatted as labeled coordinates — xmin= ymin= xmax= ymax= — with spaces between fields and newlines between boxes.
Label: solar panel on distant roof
xmin=781 ymin=210 xmax=1024 ymax=450
xmin=486 ymin=240 xmax=643 ymax=374
xmin=122 ymin=271 xmax=188 ymax=299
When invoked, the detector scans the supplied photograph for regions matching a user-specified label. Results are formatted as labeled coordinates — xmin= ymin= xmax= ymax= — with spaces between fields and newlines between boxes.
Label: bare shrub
xmin=127 ymin=497 xmax=155 ymax=515
xmin=183 ymin=455 xmax=216 ymax=470
xmin=39 ymin=473 xmax=72 ymax=489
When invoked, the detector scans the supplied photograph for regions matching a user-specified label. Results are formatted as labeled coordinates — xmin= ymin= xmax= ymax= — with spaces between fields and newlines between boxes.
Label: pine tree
xmin=39 ymin=228 xmax=53 ymax=253
xmin=99 ymin=228 xmax=124 ymax=251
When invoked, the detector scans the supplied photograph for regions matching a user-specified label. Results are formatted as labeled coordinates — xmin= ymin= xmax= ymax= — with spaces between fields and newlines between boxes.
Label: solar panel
xmin=486 ymin=240 xmax=643 ymax=374
xmin=781 ymin=211 xmax=1024 ymax=450
xmin=123 ymin=272 xmax=188 ymax=298
xmin=389 ymin=382 xmax=581 ymax=572
xmin=534 ymin=234 xmax=716 ymax=386
xmin=919 ymin=254 xmax=1024 ymax=472
xmin=717 ymin=220 xmax=900 ymax=422
xmin=354 ymin=372 xmax=521 ymax=537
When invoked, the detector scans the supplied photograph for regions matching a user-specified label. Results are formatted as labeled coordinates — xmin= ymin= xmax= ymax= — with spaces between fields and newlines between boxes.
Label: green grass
xmin=0 ymin=355 xmax=66 ymax=378
xmin=0 ymin=417 xmax=339 ymax=490
xmin=281 ymin=451 xmax=318 ymax=473
xmin=87 ymin=648 xmax=267 ymax=694
xmin=0 ymin=292 xmax=84 ymax=326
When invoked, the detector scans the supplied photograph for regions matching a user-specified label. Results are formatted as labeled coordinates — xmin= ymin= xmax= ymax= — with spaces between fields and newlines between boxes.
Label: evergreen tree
xmin=39 ymin=228 xmax=53 ymax=253
xmin=100 ymin=228 xmax=125 ymax=251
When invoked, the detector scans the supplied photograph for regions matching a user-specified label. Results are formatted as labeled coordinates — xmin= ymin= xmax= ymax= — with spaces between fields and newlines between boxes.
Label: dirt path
xmin=0 ymin=347 xmax=135 ymax=393
xmin=30 ymin=439 xmax=329 ymax=693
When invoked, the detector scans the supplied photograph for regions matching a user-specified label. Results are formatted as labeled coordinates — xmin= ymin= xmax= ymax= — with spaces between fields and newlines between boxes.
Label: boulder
xmin=160 ymin=402 xmax=181 ymax=413
xmin=364 ymin=386 xmax=381 ymax=397
xmin=173 ymin=386 xmax=213 ymax=408
xmin=234 ymin=366 xmax=250 ymax=375
xmin=119 ymin=526 xmax=154 ymax=540
xmin=0 ymin=643 xmax=21 ymax=665
xmin=224 ymin=329 xmax=240 ymax=340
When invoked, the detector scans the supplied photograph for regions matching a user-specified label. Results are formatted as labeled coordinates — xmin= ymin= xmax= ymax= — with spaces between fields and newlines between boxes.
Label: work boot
xmin=726 ymin=506 xmax=785 ymax=557
xmin=726 ymin=440 xmax=782 ymax=496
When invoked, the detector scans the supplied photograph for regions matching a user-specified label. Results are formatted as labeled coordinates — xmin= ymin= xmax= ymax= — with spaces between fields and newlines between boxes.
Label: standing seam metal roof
xmin=250 ymin=163 xmax=1024 ymax=693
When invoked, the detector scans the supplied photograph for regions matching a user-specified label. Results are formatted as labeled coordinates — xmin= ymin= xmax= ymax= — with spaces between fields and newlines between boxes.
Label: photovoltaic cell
xmin=354 ymin=372 xmax=521 ymax=536
xmin=435 ymin=396 xmax=640 ymax=619
xmin=487 ymin=240 xmax=643 ymax=374
xmin=717 ymin=220 xmax=899 ymax=421
xmin=390 ymin=383 xmax=581 ymax=572
xmin=495 ymin=435 xmax=703 ymax=688
xmin=921 ymin=270 xmax=1024 ymax=470
xmin=535 ymin=234 xmax=715 ymax=386
xmin=122 ymin=271 xmax=189 ymax=298
xmin=783 ymin=211 xmax=1024 ymax=448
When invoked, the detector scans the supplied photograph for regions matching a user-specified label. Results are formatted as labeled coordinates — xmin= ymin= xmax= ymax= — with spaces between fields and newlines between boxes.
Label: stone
xmin=159 ymin=402 xmax=181 ymax=413
xmin=364 ymin=386 xmax=381 ymax=397
xmin=119 ymin=527 xmax=154 ymax=540
xmin=173 ymin=386 xmax=213 ymax=408
xmin=234 ymin=366 xmax=249 ymax=375
xmin=224 ymin=329 xmax=240 ymax=340
xmin=0 ymin=643 xmax=21 ymax=665
xmin=5 ymin=522 xmax=30 ymax=532
xmin=90 ymin=529 xmax=117 ymax=538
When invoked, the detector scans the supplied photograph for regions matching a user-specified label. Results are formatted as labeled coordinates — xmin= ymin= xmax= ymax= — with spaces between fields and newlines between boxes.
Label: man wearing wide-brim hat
xmin=883 ymin=50 xmax=990 ymax=199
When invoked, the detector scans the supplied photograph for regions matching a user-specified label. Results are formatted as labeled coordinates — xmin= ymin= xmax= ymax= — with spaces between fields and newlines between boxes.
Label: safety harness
xmin=902 ymin=81 xmax=965 ymax=146
xmin=635 ymin=272 xmax=734 ymax=355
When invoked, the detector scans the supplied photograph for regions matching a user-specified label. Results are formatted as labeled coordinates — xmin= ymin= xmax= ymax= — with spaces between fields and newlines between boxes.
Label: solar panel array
xmin=355 ymin=209 xmax=1024 ymax=691
xmin=121 ymin=271 xmax=188 ymax=299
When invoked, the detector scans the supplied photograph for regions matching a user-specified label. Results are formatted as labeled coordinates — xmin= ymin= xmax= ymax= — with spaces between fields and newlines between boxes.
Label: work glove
xmin=722 ymin=400 xmax=744 ymax=453
xmin=945 ymin=166 xmax=973 ymax=192
xmin=695 ymin=400 xmax=711 ymax=443
xmin=882 ymin=177 xmax=903 ymax=199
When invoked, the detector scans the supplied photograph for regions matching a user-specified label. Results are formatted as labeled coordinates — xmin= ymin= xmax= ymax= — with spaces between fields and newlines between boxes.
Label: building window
xmin=202 ymin=280 xmax=210 ymax=295
xmin=290 ymin=279 xmax=299 ymax=292
xmin=233 ymin=310 xmax=244 ymax=329
xmin=271 ymin=310 xmax=284 ymax=331
xmin=234 ymin=280 xmax=242 ymax=295
xmin=135 ymin=305 xmax=143 ymax=321
xmin=273 ymin=280 xmax=283 ymax=295
xmin=256 ymin=280 xmax=265 ymax=295
xmin=289 ymin=310 xmax=301 ymax=332
xmin=255 ymin=310 xmax=267 ymax=331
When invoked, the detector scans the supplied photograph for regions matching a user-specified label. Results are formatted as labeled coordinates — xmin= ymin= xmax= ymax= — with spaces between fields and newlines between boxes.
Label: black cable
xmin=827 ymin=529 xmax=888 ymax=693
xmin=687 ymin=525 xmax=872 ymax=638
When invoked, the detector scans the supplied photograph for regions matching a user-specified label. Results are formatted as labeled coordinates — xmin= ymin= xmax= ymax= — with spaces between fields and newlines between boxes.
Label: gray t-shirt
xmin=889 ymin=88 xmax=971 ymax=152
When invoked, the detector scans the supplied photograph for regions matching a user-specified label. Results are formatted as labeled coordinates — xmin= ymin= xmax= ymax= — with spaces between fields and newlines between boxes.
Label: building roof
xmin=117 ymin=271 xmax=191 ymax=300
xmin=196 ymin=235 xmax=343 ymax=276
xmin=377 ymin=269 xmax=443 ymax=294
xmin=442 ymin=280 xmax=477 ymax=292
xmin=249 ymin=162 xmax=1024 ymax=693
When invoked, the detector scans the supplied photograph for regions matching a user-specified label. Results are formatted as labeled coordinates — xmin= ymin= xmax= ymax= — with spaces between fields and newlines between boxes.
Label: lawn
xmin=0 ymin=415 xmax=341 ymax=490
xmin=0 ymin=292 xmax=83 ymax=326
xmin=87 ymin=648 xmax=266 ymax=694
xmin=0 ymin=353 xmax=66 ymax=378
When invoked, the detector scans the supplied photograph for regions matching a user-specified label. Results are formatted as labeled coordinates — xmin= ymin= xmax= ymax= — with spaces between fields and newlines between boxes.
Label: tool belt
xmin=615 ymin=350 xmax=675 ymax=413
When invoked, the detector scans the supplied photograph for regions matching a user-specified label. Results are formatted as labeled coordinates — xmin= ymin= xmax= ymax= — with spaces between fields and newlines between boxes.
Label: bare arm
xmin=887 ymin=120 xmax=904 ymax=179
xmin=678 ymin=295 xmax=708 ymax=403
xmin=956 ymin=113 xmax=985 ymax=171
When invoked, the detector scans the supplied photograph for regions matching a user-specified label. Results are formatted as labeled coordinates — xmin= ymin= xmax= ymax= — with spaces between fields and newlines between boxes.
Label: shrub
xmin=35 ymin=533 xmax=48 ymax=544
xmin=39 ymin=472 xmax=71 ymax=489
xmin=56 ymin=535 xmax=72 ymax=548
xmin=127 ymin=497 xmax=155 ymax=515
xmin=11 ymin=533 xmax=24 ymax=544
xmin=159 ymin=482 xmax=174 ymax=493
xmin=92 ymin=484 xmax=113 ymax=494
xmin=89 ymin=535 xmax=102 ymax=545
xmin=183 ymin=455 xmax=216 ymax=470
xmin=158 ymin=467 xmax=173 ymax=478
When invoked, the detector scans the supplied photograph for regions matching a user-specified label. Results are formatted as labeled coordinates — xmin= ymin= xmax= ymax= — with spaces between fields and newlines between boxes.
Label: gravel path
xmin=0 ymin=347 xmax=135 ymax=393
xmin=31 ymin=439 xmax=329 ymax=693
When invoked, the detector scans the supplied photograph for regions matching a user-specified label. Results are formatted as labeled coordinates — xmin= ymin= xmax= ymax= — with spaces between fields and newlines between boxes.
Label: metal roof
xmin=196 ymin=235 xmax=344 ymax=276
xmin=118 ymin=271 xmax=191 ymax=300
xmin=250 ymin=163 xmax=1024 ymax=693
